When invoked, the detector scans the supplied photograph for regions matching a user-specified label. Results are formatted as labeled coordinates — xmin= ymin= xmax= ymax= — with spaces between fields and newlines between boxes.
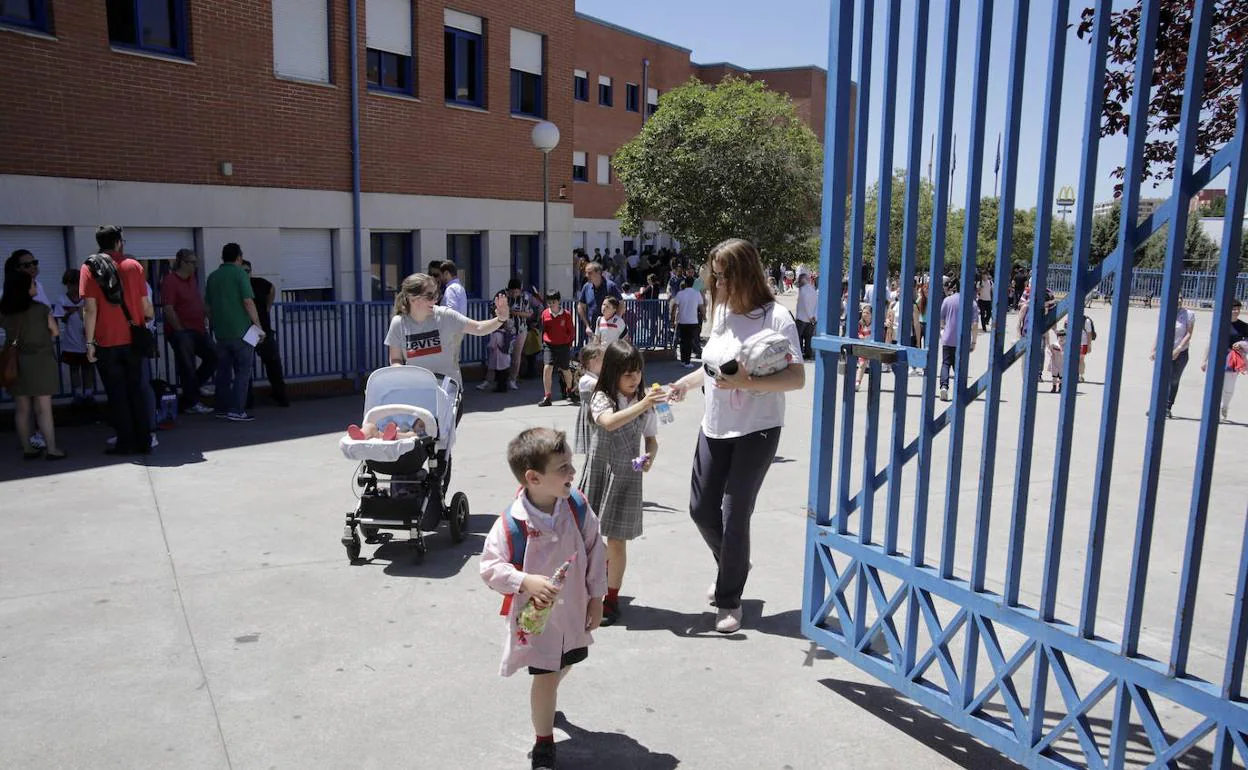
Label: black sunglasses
xmin=703 ymin=360 xmax=739 ymax=379
xmin=19 ymin=260 xmax=38 ymax=268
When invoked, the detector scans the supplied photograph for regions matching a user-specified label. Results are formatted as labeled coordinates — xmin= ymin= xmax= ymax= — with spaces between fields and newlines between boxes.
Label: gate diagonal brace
xmin=912 ymin=589 xmax=966 ymax=694
xmin=971 ymin=616 xmax=1031 ymax=741
xmin=856 ymin=565 xmax=907 ymax=666
xmin=1041 ymin=648 xmax=1113 ymax=770
xmin=814 ymin=546 xmax=857 ymax=638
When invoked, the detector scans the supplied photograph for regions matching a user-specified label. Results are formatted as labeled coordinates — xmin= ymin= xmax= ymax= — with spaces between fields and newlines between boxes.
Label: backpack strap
xmin=498 ymin=490 xmax=591 ymax=616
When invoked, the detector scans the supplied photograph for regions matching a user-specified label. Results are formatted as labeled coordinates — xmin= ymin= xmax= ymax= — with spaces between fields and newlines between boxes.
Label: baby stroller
xmin=338 ymin=366 xmax=469 ymax=563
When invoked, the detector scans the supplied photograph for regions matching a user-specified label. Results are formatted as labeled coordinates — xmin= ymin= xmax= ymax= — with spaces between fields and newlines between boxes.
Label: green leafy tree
xmin=1137 ymin=217 xmax=1220 ymax=269
xmin=1090 ymin=202 xmax=1122 ymax=265
xmin=1197 ymin=197 xmax=1228 ymax=217
xmin=612 ymin=76 xmax=823 ymax=263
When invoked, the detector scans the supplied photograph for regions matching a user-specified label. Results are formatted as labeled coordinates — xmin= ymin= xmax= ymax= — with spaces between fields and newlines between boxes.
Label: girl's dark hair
xmin=61 ymin=268 xmax=78 ymax=287
xmin=593 ymin=339 xmax=644 ymax=410
xmin=0 ymin=269 xmax=34 ymax=316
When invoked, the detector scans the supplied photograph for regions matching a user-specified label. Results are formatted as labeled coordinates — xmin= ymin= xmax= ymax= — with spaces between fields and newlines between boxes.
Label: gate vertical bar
xmin=1079 ymin=0 xmax=1160 ymax=641
xmin=862 ymin=0 xmax=901 ymax=548
xmin=801 ymin=0 xmax=853 ymax=635
xmin=942 ymin=0 xmax=992 ymax=583
xmin=1042 ymin=0 xmax=1110 ymax=623
xmin=1121 ymin=0 xmax=1214 ymax=657
xmin=1170 ymin=72 xmax=1248 ymax=677
xmin=950 ymin=0 xmax=994 ymax=711
xmin=1215 ymin=507 xmax=1248 ymax=768
xmin=836 ymin=0 xmax=870 ymax=542
xmin=971 ymin=0 xmax=1029 ymax=595
xmin=1010 ymin=0 xmax=1071 ymax=748
xmin=884 ymin=0 xmax=930 ymax=558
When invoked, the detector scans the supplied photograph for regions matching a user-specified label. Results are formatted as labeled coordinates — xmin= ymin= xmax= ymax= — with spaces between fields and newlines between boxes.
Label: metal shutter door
xmin=280 ymin=229 xmax=333 ymax=290
xmin=0 ymin=227 xmax=67 ymax=271
xmin=272 ymin=0 xmax=330 ymax=82
xmin=121 ymin=228 xmax=195 ymax=260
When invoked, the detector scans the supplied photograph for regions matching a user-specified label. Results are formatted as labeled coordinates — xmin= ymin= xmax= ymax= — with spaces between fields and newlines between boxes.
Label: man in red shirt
xmin=81 ymin=225 xmax=156 ymax=455
xmin=160 ymin=249 xmax=216 ymax=414
xmin=538 ymin=290 xmax=577 ymax=407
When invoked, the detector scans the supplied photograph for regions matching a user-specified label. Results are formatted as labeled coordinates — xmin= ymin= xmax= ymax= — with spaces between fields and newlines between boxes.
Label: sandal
xmin=45 ymin=450 xmax=67 ymax=461
xmin=23 ymin=448 xmax=43 ymax=460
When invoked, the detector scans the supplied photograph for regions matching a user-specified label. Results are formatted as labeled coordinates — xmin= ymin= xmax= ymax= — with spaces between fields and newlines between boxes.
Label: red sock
xmin=535 ymin=734 xmax=554 ymax=745
xmin=544 ymin=392 xmax=551 ymax=399
xmin=605 ymin=587 xmax=620 ymax=606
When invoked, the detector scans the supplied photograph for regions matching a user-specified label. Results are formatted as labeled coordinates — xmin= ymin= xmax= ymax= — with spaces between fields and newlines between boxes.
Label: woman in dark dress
xmin=1 ymin=263 xmax=66 ymax=459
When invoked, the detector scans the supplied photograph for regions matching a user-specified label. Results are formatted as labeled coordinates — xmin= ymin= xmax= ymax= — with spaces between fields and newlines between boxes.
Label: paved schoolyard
xmin=1 ymin=299 xmax=1242 ymax=769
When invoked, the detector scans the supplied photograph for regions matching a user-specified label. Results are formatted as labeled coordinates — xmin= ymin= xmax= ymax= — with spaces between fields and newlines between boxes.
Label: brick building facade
xmin=0 ymin=2 xmax=826 ymax=301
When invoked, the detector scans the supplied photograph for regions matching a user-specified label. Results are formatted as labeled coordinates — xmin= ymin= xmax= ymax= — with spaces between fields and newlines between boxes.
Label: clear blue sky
xmin=575 ymin=0 xmax=1192 ymax=213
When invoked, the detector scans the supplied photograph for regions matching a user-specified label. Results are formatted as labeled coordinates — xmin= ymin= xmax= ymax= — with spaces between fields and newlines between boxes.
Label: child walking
xmin=538 ymin=291 xmax=578 ymax=407
xmin=854 ymin=304 xmax=872 ymax=391
xmin=479 ymin=292 xmax=514 ymax=393
xmin=480 ymin=428 xmax=607 ymax=770
xmin=573 ymin=342 xmax=604 ymax=457
xmin=580 ymin=339 xmax=667 ymax=625
xmin=593 ymin=297 xmax=628 ymax=346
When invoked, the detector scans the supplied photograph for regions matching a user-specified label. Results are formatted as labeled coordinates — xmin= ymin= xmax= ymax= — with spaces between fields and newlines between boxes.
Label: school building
xmin=0 ymin=2 xmax=826 ymax=302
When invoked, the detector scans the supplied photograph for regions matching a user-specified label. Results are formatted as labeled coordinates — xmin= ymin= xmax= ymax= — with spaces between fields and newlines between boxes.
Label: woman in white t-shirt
xmin=1149 ymin=293 xmax=1196 ymax=419
xmin=667 ymin=238 xmax=804 ymax=634
xmin=384 ymin=272 xmax=510 ymax=391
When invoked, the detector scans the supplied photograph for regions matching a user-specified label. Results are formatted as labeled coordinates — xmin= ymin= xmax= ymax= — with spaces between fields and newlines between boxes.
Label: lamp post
xmin=531 ymin=121 xmax=561 ymax=284
xmin=1056 ymin=185 xmax=1076 ymax=222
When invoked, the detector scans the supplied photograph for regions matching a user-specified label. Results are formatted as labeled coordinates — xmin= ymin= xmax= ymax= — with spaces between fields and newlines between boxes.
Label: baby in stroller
xmin=338 ymin=366 xmax=469 ymax=562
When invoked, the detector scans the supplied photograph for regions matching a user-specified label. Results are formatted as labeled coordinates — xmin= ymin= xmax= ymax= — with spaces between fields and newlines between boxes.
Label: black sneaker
xmin=538 ymin=397 xmax=553 ymax=407
xmin=531 ymin=740 xmax=556 ymax=770
xmin=599 ymin=601 xmax=621 ymax=627
xmin=567 ymin=394 xmax=581 ymax=406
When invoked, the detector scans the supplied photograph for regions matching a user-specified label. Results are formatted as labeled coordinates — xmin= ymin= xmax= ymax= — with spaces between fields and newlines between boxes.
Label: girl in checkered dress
xmin=578 ymin=339 xmax=667 ymax=625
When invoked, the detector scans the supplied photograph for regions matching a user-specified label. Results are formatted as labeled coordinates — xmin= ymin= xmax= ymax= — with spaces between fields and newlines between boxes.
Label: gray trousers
xmin=689 ymin=427 xmax=782 ymax=610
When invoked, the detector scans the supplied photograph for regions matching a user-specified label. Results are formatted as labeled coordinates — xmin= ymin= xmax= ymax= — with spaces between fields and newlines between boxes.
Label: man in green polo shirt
xmin=205 ymin=242 xmax=264 ymax=421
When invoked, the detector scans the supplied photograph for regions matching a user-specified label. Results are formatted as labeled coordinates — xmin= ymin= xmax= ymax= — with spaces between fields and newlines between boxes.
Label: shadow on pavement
xmin=554 ymin=712 xmax=681 ymax=769
xmin=617 ymin=599 xmax=804 ymax=641
xmin=343 ymin=513 xmax=492 ymax=579
xmin=819 ymin=679 xmax=1024 ymax=769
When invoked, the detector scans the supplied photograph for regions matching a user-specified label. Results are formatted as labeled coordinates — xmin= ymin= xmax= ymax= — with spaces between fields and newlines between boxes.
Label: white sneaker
xmin=508 ymin=380 xmax=519 ymax=391
xmin=29 ymin=432 xmax=46 ymax=449
xmin=475 ymin=381 xmax=492 ymax=391
xmin=715 ymin=607 xmax=743 ymax=634
xmin=1222 ymin=407 xmax=1230 ymax=422
xmin=940 ymin=387 xmax=949 ymax=402
xmin=199 ymin=384 xmax=215 ymax=397
xmin=225 ymin=412 xmax=255 ymax=422
xmin=188 ymin=403 xmax=214 ymax=415
xmin=106 ymin=433 xmax=158 ymax=448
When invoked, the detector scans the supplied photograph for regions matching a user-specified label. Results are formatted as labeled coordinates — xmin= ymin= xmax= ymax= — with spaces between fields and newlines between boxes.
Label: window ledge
xmin=110 ymin=45 xmax=194 ymax=65
xmin=445 ymin=101 xmax=487 ymax=114
xmin=509 ymin=113 xmax=543 ymax=123
xmin=275 ymin=73 xmax=335 ymax=88
xmin=369 ymin=89 xmax=420 ymax=102
xmin=0 ymin=24 xmax=55 ymax=41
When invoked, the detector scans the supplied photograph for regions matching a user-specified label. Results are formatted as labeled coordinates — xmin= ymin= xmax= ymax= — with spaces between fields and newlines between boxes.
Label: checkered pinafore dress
xmin=578 ymin=392 xmax=646 ymax=540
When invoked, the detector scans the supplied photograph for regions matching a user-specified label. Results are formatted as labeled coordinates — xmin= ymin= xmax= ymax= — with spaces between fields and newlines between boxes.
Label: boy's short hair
xmin=507 ymin=428 xmax=569 ymax=485
xmin=440 ymin=261 xmax=458 ymax=276
xmin=545 ymin=290 xmax=561 ymax=302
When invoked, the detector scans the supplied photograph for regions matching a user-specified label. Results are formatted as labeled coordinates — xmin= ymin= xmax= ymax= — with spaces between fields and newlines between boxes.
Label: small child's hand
xmin=641 ymin=456 xmax=653 ymax=472
xmin=521 ymin=574 xmax=561 ymax=607
xmin=641 ymin=388 xmax=669 ymax=408
xmin=586 ymin=597 xmax=604 ymax=631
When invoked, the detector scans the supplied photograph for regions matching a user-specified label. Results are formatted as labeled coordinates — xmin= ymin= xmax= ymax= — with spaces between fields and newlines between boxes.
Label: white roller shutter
xmin=273 ymin=0 xmax=330 ymax=82
xmin=573 ymin=68 xmax=587 ymax=79
xmin=280 ymin=229 xmax=333 ymax=290
xmin=598 ymin=74 xmax=611 ymax=87
xmin=368 ymin=0 xmax=411 ymax=56
xmin=597 ymin=155 xmax=610 ymax=185
xmin=573 ymin=151 xmax=586 ymax=166
xmin=510 ymin=28 xmax=542 ymax=75
xmin=647 ymin=87 xmax=659 ymax=107
xmin=444 ymin=8 xmax=481 ymax=34
xmin=0 ymin=227 xmax=67 ymax=273
xmin=122 ymin=228 xmax=194 ymax=260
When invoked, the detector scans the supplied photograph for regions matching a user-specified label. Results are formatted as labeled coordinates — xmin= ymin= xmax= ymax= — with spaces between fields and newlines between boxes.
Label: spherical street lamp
xmin=530 ymin=121 xmax=561 ymax=283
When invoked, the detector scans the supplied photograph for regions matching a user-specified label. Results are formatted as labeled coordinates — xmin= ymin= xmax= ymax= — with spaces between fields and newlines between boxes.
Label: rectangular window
xmin=510 ymin=234 xmax=540 ymax=291
xmin=446 ymin=233 xmax=483 ymax=298
xmin=647 ymin=86 xmax=660 ymax=117
xmin=596 ymin=154 xmax=610 ymax=186
xmin=107 ymin=0 xmax=188 ymax=57
xmin=573 ymin=69 xmax=588 ymax=101
xmin=281 ymin=288 xmax=334 ymax=302
xmin=0 ymin=0 xmax=50 ymax=31
xmin=597 ymin=75 xmax=612 ymax=107
xmin=366 ymin=0 xmax=413 ymax=94
xmin=509 ymin=28 xmax=543 ymax=118
xmin=369 ymin=232 xmax=412 ymax=300
xmin=572 ymin=151 xmax=588 ymax=183
xmin=625 ymin=83 xmax=639 ymax=112
xmin=444 ymin=10 xmax=484 ymax=107
xmin=272 ymin=0 xmax=330 ymax=82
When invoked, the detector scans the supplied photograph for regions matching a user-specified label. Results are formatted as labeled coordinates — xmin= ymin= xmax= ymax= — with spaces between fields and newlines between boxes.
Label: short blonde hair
xmin=393 ymin=273 xmax=439 ymax=316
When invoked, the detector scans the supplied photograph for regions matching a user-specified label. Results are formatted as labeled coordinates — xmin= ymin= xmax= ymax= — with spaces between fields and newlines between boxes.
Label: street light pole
xmin=531 ymin=121 xmax=560 ymax=288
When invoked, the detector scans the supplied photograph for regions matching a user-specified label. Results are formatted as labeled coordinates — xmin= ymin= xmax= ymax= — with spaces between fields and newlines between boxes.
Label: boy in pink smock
xmin=480 ymin=427 xmax=607 ymax=770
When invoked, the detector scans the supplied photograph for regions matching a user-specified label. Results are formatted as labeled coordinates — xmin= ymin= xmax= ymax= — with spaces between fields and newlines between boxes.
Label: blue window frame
xmin=510 ymin=234 xmax=540 ymax=292
xmin=447 ymin=233 xmax=484 ymax=298
xmin=625 ymin=83 xmax=639 ymax=112
xmin=0 ymin=0 xmax=49 ymax=31
xmin=510 ymin=70 xmax=543 ymax=118
xmin=370 ymin=232 xmax=413 ymax=300
xmin=368 ymin=49 xmax=413 ymax=95
xmin=573 ymin=72 xmax=588 ymax=101
xmin=107 ymin=0 xmax=188 ymax=58
xmin=444 ymin=27 xmax=484 ymax=107
xmin=598 ymin=79 xmax=612 ymax=107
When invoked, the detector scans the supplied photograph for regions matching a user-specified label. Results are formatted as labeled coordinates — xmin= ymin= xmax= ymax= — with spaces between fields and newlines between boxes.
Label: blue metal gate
xmin=802 ymin=1 xmax=1248 ymax=767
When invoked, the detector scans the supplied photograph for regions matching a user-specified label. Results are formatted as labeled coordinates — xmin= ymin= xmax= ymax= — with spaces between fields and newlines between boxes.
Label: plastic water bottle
xmin=652 ymin=383 xmax=674 ymax=424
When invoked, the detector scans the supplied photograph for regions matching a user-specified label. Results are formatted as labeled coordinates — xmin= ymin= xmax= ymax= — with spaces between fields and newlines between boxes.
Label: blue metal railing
xmin=1 ymin=298 xmax=676 ymax=402
xmin=1047 ymin=265 xmax=1248 ymax=304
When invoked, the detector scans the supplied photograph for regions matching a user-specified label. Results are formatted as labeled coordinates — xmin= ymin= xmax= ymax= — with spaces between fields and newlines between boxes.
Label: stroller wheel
xmin=343 ymin=531 xmax=362 ymax=563
xmin=361 ymin=525 xmax=380 ymax=543
xmin=448 ymin=492 xmax=470 ymax=544
xmin=410 ymin=533 xmax=427 ymax=562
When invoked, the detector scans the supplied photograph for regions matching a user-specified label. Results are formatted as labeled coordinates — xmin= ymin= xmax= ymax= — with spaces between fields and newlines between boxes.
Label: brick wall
xmin=0 ymin=0 xmax=573 ymax=201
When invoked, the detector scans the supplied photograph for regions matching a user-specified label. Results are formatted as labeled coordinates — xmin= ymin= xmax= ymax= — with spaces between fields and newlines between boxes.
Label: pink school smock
xmin=480 ymin=492 xmax=608 ymax=676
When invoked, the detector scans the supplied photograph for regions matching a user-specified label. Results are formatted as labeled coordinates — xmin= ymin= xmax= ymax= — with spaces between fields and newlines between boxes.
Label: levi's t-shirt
xmin=384 ymin=306 xmax=471 ymax=383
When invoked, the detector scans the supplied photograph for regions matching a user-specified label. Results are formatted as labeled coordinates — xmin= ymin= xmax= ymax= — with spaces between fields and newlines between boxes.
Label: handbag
xmin=0 ymin=334 xmax=19 ymax=388
xmin=1229 ymin=348 xmax=1247 ymax=374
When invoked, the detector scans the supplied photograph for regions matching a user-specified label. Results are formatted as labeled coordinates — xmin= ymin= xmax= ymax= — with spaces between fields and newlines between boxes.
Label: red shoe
xmin=347 ymin=424 xmax=366 ymax=440
xmin=382 ymin=423 xmax=398 ymax=441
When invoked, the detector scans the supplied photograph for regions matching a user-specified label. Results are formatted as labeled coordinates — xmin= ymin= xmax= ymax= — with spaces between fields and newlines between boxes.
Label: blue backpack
xmin=498 ymin=488 xmax=590 ymax=615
